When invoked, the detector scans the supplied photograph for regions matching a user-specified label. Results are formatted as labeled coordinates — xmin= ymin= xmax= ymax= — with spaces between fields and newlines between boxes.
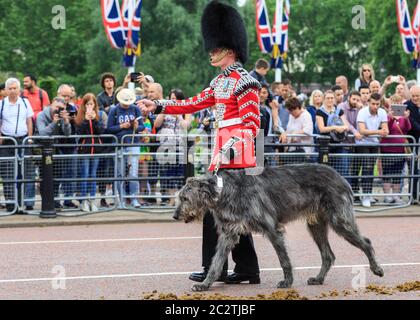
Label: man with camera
xmin=36 ymin=97 xmax=73 ymax=209
xmin=53 ymin=84 xmax=78 ymax=209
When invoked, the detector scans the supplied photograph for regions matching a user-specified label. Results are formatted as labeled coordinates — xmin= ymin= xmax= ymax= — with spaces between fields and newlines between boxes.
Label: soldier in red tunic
xmin=139 ymin=1 xmax=261 ymax=284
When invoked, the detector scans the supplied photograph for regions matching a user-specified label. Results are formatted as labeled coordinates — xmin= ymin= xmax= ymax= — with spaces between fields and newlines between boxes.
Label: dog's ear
xmin=199 ymin=177 xmax=220 ymax=197
xmin=186 ymin=177 xmax=199 ymax=185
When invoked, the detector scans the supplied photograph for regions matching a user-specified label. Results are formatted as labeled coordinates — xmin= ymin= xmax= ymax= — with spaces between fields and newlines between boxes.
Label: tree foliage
xmin=0 ymin=0 xmax=417 ymax=97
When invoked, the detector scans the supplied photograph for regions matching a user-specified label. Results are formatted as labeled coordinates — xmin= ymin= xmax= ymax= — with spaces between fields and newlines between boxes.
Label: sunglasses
xmin=363 ymin=69 xmax=371 ymax=72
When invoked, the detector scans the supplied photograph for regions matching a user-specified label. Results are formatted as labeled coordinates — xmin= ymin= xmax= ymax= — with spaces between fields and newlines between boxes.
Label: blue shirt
xmin=106 ymin=104 xmax=145 ymax=143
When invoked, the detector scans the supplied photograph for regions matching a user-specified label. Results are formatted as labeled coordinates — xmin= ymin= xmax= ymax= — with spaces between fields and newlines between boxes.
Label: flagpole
xmin=275 ymin=0 xmax=283 ymax=82
xmin=128 ymin=0 xmax=136 ymax=90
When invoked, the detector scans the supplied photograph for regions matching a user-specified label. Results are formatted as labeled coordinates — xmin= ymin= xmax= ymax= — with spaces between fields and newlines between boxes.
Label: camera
xmin=55 ymin=106 xmax=66 ymax=117
xmin=130 ymin=72 xmax=142 ymax=83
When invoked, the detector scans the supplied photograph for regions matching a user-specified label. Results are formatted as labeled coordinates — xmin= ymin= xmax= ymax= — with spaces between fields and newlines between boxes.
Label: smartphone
xmin=391 ymin=76 xmax=400 ymax=83
xmin=391 ymin=104 xmax=406 ymax=117
xmin=130 ymin=116 xmax=143 ymax=123
xmin=130 ymin=72 xmax=142 ymax=82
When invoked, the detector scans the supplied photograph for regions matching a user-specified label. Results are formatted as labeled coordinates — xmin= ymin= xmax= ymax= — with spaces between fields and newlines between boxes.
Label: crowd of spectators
xmin=0 ymin=58 xmax=419 ymax=212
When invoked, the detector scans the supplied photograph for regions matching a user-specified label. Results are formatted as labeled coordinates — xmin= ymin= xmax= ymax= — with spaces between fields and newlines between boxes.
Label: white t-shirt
xmin=286 ymin=110 xmax=313 ymax=153
xmin=0 ymin=97 xmax=34 ymax=137
xmin=356 ymin=106 xmax=387 ymax=144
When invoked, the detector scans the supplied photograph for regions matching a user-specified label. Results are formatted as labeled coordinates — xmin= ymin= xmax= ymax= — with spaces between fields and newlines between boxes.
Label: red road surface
xmin=0 ymin=217 xmax=419 ymax=300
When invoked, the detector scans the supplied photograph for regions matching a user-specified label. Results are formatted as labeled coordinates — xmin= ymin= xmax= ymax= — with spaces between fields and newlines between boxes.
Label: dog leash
xmin=213 ymin=152 xmax=224 ymax=188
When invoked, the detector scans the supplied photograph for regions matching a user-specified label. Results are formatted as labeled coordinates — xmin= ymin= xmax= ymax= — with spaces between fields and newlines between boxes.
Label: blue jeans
xmin=330 ymin=147 xmax=350 ymax=185
xmin=80 ymin=158 xmax=100 ymax=197
xmin=117 ymin=147 xmax=139 ymax=199
xmin=56 ymin=148 xmax=77 ymax=204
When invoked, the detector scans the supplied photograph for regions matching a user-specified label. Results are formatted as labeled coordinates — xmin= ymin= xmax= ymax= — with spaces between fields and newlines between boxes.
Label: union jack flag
xmin=121 ymin=0 xmax=142 ymax=67
xmin=256 ymin=0 xmax=290 ymax=69
xmin=101 ymin=0 xmax=142 ymax=67
xmin=272 ymin=0 xmax=290 ymax=54
xmin=256 ymin=0 xmax=273 ymax=53
xmin=412 ymin=1 xmax=420 ymax=52
xmin=101 ymin=0 xmax=125 ymax=49
xmin=396 ymin=0 xmax=416 ymax=54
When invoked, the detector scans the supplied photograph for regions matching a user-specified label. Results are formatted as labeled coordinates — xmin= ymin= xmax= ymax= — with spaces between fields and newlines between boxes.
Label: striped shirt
xmin=0 ymin=97 xmax=34 ymax=137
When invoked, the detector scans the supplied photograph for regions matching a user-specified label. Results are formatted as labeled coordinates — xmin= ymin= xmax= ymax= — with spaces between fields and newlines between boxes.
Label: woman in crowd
xmin=355 ymin=63 xmax=375 ymax=91
xmin=316 ymin=90 xmax=350 ymax=178
xmin=307 ymin=90 xmax=324 ymax=134
xmin=380 ymin=94 xmax=411 ymax=204
xmin=284 ymin=97 xmax=314 ymax=156
xmin=75 ymin=93 xmax=107 ymax=212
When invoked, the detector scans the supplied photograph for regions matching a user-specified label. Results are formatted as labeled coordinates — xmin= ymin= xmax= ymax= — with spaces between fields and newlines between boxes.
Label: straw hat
xmin=117 ymin=88 xmax=136 ymax=105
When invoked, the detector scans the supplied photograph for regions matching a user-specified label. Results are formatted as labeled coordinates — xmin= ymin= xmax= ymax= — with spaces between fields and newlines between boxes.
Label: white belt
xmin=216 ymin=118 xmax=242 ymax=129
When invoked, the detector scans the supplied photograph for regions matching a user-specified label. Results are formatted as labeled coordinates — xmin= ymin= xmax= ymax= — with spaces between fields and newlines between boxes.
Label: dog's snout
xmin=173 ymin=207 xmax=181 ymax=220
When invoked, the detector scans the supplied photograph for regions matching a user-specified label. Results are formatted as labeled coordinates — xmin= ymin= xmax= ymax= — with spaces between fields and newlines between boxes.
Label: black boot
xmin=225 ymin=272 xmax=260 ymax=284
xmin=189 ymin=268 xmax=228 ymax=283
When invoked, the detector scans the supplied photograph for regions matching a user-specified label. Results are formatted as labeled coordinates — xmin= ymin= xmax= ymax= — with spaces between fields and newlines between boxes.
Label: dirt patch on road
xmin=143 ymin=281 xmax=420 ymax=300
xmin=316 ymin=281 xmax=420 ymax=299
xmin=143 ymin=289 xmax=308 ymax=300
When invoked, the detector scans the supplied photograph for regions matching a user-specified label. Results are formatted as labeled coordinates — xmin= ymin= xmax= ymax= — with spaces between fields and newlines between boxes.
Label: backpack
xmin=318 ymin=106 xmax=346 ymax=143
xmin=21 ymin=88 xmax=44 ymax=110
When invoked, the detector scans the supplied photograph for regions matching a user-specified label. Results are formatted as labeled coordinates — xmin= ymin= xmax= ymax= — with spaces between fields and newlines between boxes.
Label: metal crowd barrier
xmin=417 ymin=137 xmax=420 ymax=204
xmin=120 ymin=133 xmax=208 ymax=212
xmin=0 ymin=132 xmax=418 ymax=217
xmin=0 ymin=137 xmax=18 ymax=216
xmin=265 ymin=134 xmax=418 ymax=212
xmin=21 ymin=135 xmax=119 ymax=217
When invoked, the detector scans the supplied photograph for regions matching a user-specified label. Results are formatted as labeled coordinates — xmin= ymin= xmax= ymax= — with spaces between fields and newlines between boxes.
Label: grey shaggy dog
xmin=173 ymin=164 xmax=385 ymax=292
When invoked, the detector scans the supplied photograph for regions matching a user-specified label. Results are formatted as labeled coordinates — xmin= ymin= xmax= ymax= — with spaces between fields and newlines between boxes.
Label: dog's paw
xmin=307 ymin=277 xmax=324 ymax=285
xmin=276 ymin=280 xmax=292 ymax=289
xmin=191 ymin=284 xmax=210 ymax=292
xmin=372 ymin=266 xmax=384 ymax=277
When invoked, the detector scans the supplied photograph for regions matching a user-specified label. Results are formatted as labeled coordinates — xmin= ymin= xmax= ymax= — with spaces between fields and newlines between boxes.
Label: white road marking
xmin=0 ymin=236 xmax=203 ymax=245
xmin=0 ymin=262 xmax=419 ymax=284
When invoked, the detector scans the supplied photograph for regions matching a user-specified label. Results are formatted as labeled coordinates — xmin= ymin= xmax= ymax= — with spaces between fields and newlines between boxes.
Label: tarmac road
xmin=0 ymin=216 xmax=418 ymax=300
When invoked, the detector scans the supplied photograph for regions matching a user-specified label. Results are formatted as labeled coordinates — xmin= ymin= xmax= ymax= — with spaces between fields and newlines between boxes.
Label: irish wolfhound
xmin=173 ymin=164 xmax=384 ymax=292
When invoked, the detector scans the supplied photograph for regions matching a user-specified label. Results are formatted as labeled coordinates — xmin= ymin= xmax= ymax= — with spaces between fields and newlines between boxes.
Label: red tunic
xmin=155 ymin=63 xmax=261 ymax=172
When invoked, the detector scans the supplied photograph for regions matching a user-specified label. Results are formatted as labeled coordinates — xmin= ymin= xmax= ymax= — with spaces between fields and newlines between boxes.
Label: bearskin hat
xmin=201 ymin=1 xmax=249 ymax=64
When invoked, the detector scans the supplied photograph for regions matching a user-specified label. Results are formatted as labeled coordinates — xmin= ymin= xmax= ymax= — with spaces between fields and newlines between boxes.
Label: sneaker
xmin=90 ymin=201 xmax=99 ymax=212
xmin=369 ymin=197 xmax=377 ymax=204
xmin=54 ymin=202 xmax=63 ymax=211
xmin=383 ymin=196 xmax=394 ymax=204
xmin=100 ymin=199 xmax=109 ymax=208
xmin=393 ymin=196 xmax=404 ymax=204
xmin=64 ymin=201 xmax=78 ymax=209
xmin=131 ymin=199 xmax=141 ymax=208
xmin=25 ymin=206 xmax=34 ymax=211
xmin=361 ymin=197 xmax=371 ymax=208
xmin=81 ymin=200 xmax=90 ymax=212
